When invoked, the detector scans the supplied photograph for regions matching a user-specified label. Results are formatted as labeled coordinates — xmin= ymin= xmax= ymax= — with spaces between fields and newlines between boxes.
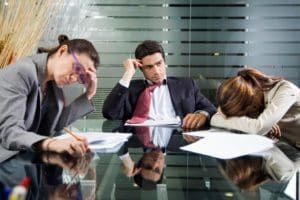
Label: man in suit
xmin=102 ymin=40 xmax=216 ymax=129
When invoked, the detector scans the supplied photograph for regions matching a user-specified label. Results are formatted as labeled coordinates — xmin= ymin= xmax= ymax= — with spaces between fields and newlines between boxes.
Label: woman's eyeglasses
xmin=70 ymin=50 xmax=86 ymax=84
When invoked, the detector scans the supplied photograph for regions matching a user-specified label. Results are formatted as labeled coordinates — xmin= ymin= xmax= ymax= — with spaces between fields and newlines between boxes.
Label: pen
xmin=63 ymin=127 xmax=82 ymax=141
xmin=63 ymin=128 xmax=91 ymax=153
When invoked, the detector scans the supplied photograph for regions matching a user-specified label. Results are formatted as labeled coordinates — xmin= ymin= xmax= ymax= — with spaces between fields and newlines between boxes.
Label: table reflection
xmin=0 ymin=119 xmax=299 ymax=200
xmin=219 ymin=141 xmax=300 ymax=189
xmin=118 ymin=126 xmax=193 ymax=190
xmin=0 ymin=151 xmax=97 ymax=199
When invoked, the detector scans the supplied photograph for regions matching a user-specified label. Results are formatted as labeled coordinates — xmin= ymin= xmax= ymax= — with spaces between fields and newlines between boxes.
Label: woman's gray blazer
xmin=0 ymin=54 xmax=94 ymax=162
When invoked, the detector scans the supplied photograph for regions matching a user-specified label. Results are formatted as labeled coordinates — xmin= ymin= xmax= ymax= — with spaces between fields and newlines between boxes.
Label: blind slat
xmin=88 ymin=7 xmax=300 ymax=17
xmin=99 ymin=54 xmax=300 ymax=66
xmin=83 ymin=31 xmax=300 ymax=42
xmin=58 ymin=18 xmax=300 ymax=29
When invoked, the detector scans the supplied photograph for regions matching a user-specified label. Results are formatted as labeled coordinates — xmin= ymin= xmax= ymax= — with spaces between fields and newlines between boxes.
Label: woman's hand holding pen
xmin=41 ymin=136 xmax=89 ymax=157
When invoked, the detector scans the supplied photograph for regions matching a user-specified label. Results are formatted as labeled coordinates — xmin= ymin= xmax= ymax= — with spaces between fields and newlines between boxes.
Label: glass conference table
xmin=0 ymin=119 xmax=299 ymax=200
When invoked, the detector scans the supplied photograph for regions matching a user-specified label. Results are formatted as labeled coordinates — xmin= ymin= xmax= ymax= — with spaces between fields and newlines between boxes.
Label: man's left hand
xmin=182 ymin=113 xmax=207 ymax=129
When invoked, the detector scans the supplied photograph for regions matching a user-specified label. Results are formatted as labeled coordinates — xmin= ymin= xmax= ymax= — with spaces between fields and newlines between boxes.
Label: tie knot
xmin=146 ymin=83 xmax=161 ymax=92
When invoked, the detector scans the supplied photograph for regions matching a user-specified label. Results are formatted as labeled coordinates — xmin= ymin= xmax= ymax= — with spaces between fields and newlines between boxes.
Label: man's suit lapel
xmin=132 ymin=80 xmax=148 ymax=104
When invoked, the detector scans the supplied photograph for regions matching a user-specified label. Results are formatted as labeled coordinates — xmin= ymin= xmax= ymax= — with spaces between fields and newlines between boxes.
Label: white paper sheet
xmin=124 ymin=117 xmax=181 ymax=127
xmin=284 ymin=173 xmax=297 ymax=200
xmin=56 ymin=132 xmax=132 ymax=152
xmin=180 ymin=129 xmax=274 ymax=159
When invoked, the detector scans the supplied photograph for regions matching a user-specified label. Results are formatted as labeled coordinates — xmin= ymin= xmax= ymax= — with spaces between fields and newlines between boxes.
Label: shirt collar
xmin=145 ymin=76 xmax=167 ymax=85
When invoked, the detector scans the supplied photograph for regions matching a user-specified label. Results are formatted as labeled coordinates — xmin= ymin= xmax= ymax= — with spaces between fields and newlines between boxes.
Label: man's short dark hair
xmin=135 ymin=40 xmax=165 ymax=60
xmin=132 ymin=154 xmax=165 ymax=190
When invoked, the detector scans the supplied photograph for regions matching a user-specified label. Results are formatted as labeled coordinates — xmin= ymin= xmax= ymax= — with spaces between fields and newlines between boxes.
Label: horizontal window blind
xmin=40 ymin=0 xmax=300 ymax=119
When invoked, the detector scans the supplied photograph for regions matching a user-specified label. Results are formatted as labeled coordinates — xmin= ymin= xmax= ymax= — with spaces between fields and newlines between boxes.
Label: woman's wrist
xmin=39 ymin=138 xmax=56 ymax=151
xmin=32 ymin=138 xmax=49 ymax=151
xmin=86 ymin=91 xmax=95 ymax=100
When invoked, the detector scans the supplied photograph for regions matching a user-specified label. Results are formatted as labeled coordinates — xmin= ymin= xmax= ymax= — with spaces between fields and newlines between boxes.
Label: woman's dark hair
xmin=135 ymin=40 xmax=165 ymax=60
xmin=37 ymin=34 xmax=99 ymax=68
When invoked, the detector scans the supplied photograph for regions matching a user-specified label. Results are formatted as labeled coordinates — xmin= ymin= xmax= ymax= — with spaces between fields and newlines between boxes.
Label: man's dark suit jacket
xmin=102 ymin=77 xmax=216 ymax=121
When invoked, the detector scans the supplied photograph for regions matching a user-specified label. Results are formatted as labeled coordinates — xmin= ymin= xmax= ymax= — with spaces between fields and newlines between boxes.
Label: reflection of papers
xmin=56 ymin=132 xmax=132 ymax=153
xmin=180 ymin=129 xmax=274 ymax=159
xmin=284 ymin=173 xmax=297 ymax=200
xmin=125 ymin=117 xmax=181 ymax=127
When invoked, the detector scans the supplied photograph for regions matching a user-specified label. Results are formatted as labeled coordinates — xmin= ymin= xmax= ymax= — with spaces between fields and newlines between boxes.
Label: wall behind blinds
xmin=41 ymin=0 xmax=300 ymax=119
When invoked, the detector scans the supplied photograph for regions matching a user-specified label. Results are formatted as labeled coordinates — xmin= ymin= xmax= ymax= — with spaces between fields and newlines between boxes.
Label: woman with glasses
xmin=0 ymin=35 xmax=99 ymax=162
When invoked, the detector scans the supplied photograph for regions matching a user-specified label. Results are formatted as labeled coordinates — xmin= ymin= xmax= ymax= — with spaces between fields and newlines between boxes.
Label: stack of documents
xmin=56 ymin=132 xmax=132 ymax=153
xmin=125 ymin=117 xmax=181 ymax=127
xmin=180 ymin=129 xmax=274 ymax=159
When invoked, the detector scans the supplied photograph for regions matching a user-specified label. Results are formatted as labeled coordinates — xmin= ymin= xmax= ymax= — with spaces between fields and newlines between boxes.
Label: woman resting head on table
xmin=211 ymin=68 xmax=300 ymax=142
xmin=0 ymin=34 xmax=99 ymax=160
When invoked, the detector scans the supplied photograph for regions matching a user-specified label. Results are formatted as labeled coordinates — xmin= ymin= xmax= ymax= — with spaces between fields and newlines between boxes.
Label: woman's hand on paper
xmin=41 ymin=137 xmax=89 ymax=157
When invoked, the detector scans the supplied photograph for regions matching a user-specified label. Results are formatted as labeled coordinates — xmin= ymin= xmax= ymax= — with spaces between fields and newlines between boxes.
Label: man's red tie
xmin=134 ymin=126 xmax=155 ymax=148
xmin=127 ymin=84 xmax=160 ymax=124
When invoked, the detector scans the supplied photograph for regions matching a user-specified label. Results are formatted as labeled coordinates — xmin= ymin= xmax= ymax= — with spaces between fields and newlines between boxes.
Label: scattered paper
xmin=284 ymin=173 xmax=297 ymax=200
xmin=180 ymin=129 xmax=274 ymax=159
xmin=125 ymin=118 xmax=181 ymax=127
xmin=56 ymin=132 xmax=132 ymax=153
